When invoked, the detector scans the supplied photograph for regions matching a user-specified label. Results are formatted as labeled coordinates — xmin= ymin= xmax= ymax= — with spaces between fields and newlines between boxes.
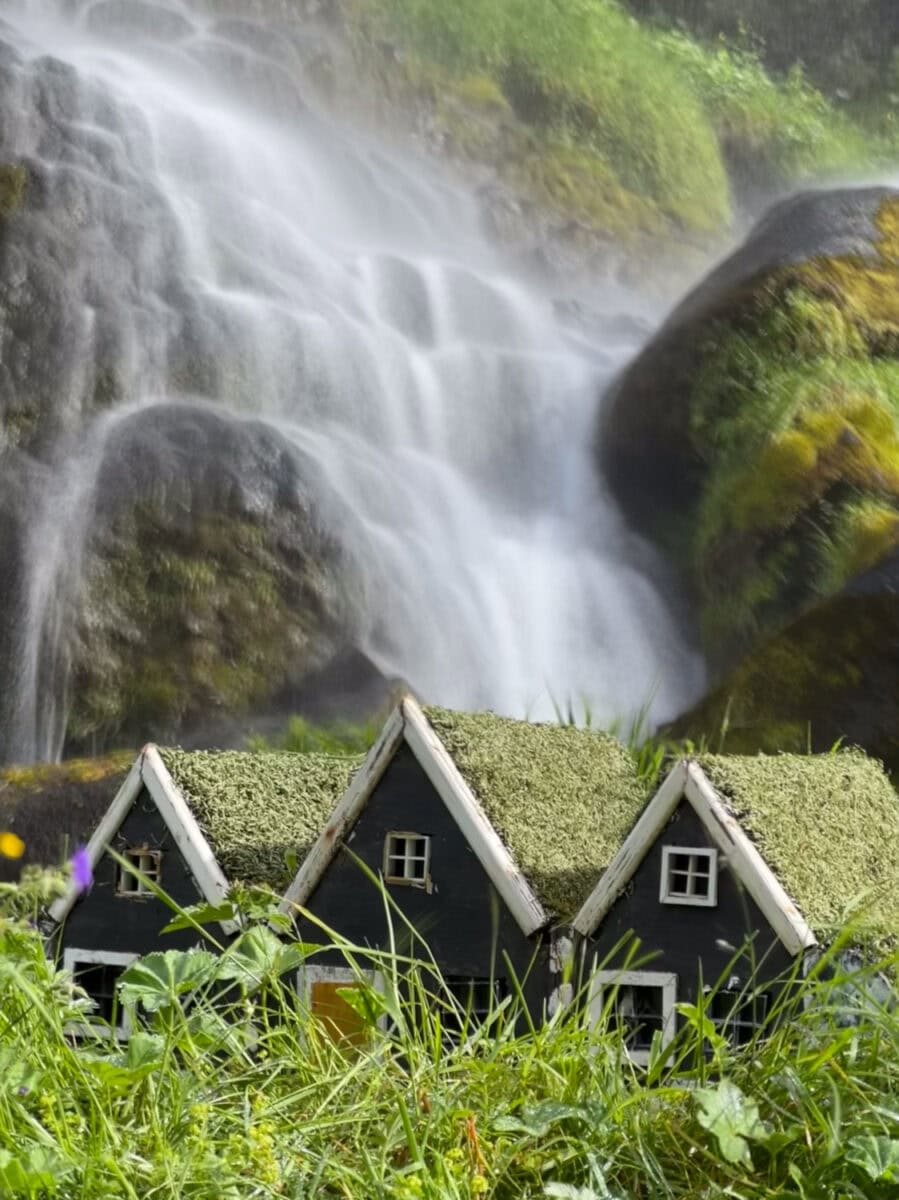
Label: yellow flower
xmin=0 ymin=832 xmax=25 ymax=859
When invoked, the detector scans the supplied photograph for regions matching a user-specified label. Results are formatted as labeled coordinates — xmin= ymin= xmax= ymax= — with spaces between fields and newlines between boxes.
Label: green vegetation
xmin=158 ymin=749 xmax=362 ymax=891
xmin=246 ymin=715 xmax=378 ymax=757
xmin=683 ymin=197 xmax=899 ymax=658
xmin=69 ymin=502 xmax=342 ymax=752
xmin=655 ymin=33 xmax=876 ymax=190
xmin=0 ymin=874 xmax=897 ymax=1197
xmin=341 ymin=0 xmax=896 ymax=244
xmin=424 ymin=706 xmax=648 ymax=919
xmin=625 ymin=0 xmax=898 ymax=100
xmin=700 ymin=749 xmax=899 ymax=954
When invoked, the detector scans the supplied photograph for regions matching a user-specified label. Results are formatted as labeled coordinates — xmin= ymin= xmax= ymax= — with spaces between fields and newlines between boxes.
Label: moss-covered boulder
xmin=66 ymin=403 xmax=356 ymax=752
xmin=602 ymin=186 xmax=899 ymax=672
xmin=667 ymin=561 xmax=899 ymax=772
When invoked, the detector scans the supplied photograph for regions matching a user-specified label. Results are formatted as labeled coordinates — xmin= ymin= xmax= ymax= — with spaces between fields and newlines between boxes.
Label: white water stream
xmin=1 ymin=0 xmax=704 ymax=761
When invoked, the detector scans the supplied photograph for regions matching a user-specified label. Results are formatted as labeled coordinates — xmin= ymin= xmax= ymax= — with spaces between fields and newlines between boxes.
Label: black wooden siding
xmin=585 ymin=800 xmax=796 ymax=1012
xmin=59 ymin=787 xmax=206 ymax=957
xmin=300 ymin=744 xmax=551 ymax=1019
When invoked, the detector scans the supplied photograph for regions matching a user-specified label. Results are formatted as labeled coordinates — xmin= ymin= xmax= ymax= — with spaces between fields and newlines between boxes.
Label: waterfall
xmin=0 ymin=0 xmax=704 ymax=761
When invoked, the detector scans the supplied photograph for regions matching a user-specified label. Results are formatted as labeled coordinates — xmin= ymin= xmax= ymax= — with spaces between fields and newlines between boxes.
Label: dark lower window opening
xmin=710 ymin=990 xmax=770 ymax=1046
xmin=73 ymin=960 xmax=128 ymax=1027
xmin=607 ymin=984 xmax=666 ymax=1052
xmin=442 ymin=976 xmax=508 ymax=1034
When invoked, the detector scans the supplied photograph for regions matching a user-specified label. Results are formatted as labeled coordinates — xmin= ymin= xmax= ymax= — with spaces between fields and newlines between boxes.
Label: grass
xmin=341 ymin=0 xmax=898 ymax=242
xmin=1 ymin=870 xmax=897 ymax=1197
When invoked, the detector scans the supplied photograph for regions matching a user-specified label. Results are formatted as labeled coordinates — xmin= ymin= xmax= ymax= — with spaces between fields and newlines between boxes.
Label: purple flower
xmin=16 ymin=1086 xmax=29 ymax=1097
xmin=71 ymin=846 xmax=93 ymax=894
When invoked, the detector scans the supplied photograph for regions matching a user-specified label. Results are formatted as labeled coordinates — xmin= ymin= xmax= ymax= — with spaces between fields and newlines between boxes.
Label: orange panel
xmin=310 ymin=981 xmax=368 ymax=1045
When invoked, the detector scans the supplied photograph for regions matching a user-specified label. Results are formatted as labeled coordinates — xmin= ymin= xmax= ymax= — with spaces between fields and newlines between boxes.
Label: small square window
xmin=117 ymin=846 xmax=162 ymax=897
xmin=383 ymin=832 xmax=431 ymax=886
xmin=710 ymin=990 xmax=770 ymax=1046
xmin=660 ymin=846 xmax=718 ymax=907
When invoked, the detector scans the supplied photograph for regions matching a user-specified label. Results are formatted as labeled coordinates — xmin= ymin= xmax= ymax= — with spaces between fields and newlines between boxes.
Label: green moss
xmin=651 ymin=198 xmax=899 ymax=662
xmin=668 ymin=590 xmax=899 ymax=779
xmin=159 ymin=748 xmax=362 ymax=890
xmin=504 ymin=137 xmax=665 ymax=238
xmin=0 ymin=164 xmax=28 ymax=219
xmin=451 ymin=73 xmax=510 ymax=112
xmin=1 ymin=752 xmax=134 ymax=792
xmin=700 ymin=750 xmax=899 ymax=955
xmin=69 ymin=503 xmax=340 ymax=749
xmin=423 ymin=706 xmax=648 ymax=919
xmin=344 ymin=0 xmax=731 ymax=236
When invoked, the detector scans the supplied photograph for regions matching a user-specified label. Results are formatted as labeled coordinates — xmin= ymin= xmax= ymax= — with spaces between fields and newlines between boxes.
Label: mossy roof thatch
xmin=0 ymin=753 xmax=133 ymax=882
xmin=699 ymin=750 xmax=899 ymax=952
xmin=158 ymin=748 xmax=362 ymax=891
xmin=423 ymin=707 xmax=648 ymax=920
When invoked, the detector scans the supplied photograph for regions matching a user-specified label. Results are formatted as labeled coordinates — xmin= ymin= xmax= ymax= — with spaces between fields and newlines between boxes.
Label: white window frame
xmin=117 ymin=846 xmax=162 ymax=897
xmin=588 ymin=969 xmax=677 ymax=1066
xmin=63 ymin=948 xmax=138 ymax=1040
xmin=660 ymin=845 xmax=718 ymax=907
xmin=383 ymin=831 xmax=431 ymax=887
xmin=296 ymin=965 xmax=389 ymax=1032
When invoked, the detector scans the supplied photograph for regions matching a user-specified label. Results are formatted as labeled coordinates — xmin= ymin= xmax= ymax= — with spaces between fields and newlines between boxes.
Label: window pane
xmin=610 ymin=985 xmax=664 ymax=1050
xmin=74 ymin=961 xmax=126 ymax=1025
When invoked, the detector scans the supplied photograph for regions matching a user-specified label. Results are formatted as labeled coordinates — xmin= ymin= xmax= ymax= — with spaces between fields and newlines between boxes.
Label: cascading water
xmin=0 ymin=0 xmax=704 ymax=763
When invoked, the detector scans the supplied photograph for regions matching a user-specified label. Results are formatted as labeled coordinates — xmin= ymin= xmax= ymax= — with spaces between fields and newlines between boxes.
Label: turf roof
xmin=158 ymin=748 xmax=362 ymax=891
xmin=423 ymin=707 xmax=648 ymax=920
xmin=699 ymin=750 xmax=899 ymax=954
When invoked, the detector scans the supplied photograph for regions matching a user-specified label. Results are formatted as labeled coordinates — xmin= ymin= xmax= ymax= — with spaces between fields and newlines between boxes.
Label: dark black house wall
xmin=59 ymin=787 xmax=206 ymax=957
xmin=585 ymin=800 xmax=796 ymax=1010
xmin=301 ymin=744 xmax=551 ymax=1018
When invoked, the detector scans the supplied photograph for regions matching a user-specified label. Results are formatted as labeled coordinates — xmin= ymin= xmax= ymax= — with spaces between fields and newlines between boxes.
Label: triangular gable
xmin=572 ymin=760 xmax=817 ymax=957
xmin=280 ymin=696 xmax=550 ymax=938
xmin=48 ymin=746 xmax=237 ymax=935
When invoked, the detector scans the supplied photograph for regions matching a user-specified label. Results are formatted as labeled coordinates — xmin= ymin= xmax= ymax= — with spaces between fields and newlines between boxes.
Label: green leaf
xmin=119 ymin=949 xmax=219 ymax=1012
xmin=216 ymin=926 xmax=303 ymax=988
xmin=0 ymin=1147 xmax=71 ymax=1194
xmin=80 ymin=1032 xmax=166 ymax=1092
xmin=0 ymin=1049 xmax=43 ymax=1099
xmin=846 ymin=1135 xmax=899 ymax=1182
xmin=161 ymin=900 xmax=237 ymax=933
xmin=694 ymin=1079 xmax=771 ymax=1166
xmin=494 ymin=1101 xmax=591 ymax=1138
xmin=335 ymin=984 xmax=390 ymax=1029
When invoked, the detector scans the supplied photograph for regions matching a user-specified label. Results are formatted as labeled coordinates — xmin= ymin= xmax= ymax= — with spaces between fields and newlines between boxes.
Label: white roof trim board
xmin=572 ymin=760 xmax=817 ymax=958
xmin=280 ymin=695 xmax=550 ymax=938
xmin=48 ymin=746 xmax=237 ymax=935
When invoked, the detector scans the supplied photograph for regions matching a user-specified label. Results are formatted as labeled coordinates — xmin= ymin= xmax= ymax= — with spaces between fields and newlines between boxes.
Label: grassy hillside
xmin=340 ymin=0 xmax=896 ymax=247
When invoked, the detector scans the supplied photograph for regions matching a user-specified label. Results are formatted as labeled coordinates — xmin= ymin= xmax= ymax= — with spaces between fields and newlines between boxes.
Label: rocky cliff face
xmin=602 ymin=187 xmax=899 ymax=766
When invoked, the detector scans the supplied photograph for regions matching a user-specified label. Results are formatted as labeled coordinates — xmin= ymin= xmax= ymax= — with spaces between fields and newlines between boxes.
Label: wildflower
xmin=0 ymin=832 xmax=25 ymax=859
xmin=70 ymin=846 xmax=93 ymax=894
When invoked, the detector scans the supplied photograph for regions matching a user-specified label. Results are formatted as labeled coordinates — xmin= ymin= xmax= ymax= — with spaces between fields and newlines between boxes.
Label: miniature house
xmin=47 ymin=746 xmax=357 ymax=1036
xmin=280 ymin=696 xmax=649 ymax=1031
xmin=572 ymin=751 xmax=899 ymax=1063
